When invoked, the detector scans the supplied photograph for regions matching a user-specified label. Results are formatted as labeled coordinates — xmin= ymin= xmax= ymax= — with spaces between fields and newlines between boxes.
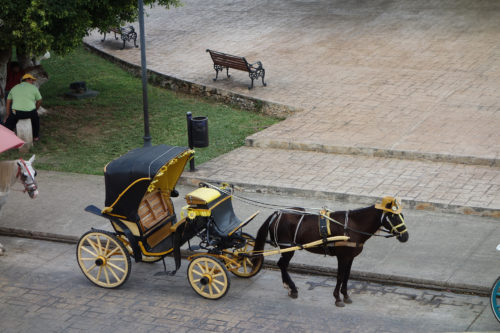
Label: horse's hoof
xmin=289 ymin=290 xmax=298 ymax=299
xmin=344 ymin=296 xmax=352 ymax=304
xmin=335 ymin=300 xmax=345 ymax=307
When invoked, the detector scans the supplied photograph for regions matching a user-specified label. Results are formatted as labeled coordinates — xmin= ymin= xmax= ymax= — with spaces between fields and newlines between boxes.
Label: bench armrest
xmin=248 ymin=61 xmax=263 ymax=70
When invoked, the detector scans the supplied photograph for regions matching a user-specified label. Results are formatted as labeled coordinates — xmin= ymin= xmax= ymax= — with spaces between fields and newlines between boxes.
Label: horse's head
xmin=17 ymin=155 xmax=38 ymax=199
xmin=375 ymin=196 xmax=409 ymax=242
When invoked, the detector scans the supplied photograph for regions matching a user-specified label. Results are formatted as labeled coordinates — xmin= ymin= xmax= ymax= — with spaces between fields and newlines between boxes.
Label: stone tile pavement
xmin=2 ymin=236 xmax=499 ymax=332
xmin=182 ymin=147 xmax=500 ymax=216
xmin=83 ymin=0 xmax=500 ymax=214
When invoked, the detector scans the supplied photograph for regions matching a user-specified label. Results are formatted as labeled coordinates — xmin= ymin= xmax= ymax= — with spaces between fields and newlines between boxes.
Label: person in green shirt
xmin=5 ymin=73 xmax=42 ymax=141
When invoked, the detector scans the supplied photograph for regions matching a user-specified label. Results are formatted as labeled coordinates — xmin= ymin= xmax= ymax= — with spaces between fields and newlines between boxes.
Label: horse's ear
xmin=29 ymin=155 xmax=36 ymax=163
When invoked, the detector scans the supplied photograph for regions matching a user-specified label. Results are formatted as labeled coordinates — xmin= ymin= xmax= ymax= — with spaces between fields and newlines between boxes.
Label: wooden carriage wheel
xmin=187 ymin=255 xmax=230 ymax=300
xmin=225 ymin=233 xmax=263 ymax=278
xmin=76 ymin=230 xmax=131 ymax=288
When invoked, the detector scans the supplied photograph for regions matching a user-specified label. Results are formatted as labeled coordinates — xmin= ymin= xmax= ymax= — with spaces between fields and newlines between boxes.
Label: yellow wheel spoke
xmin=107 ymin=262 xmax=125 ymax=274
xmin=192 ymin=268 xmax=204 ymax=277
xmin=80 ymin=257 xmax=97 ymax=261
xmin=96 ymin=236 xmax=103 ymax=255
xmin=192 ymin=279 xmax=201 ymax=284
xmin=96 ymin=266 xmax=103 ymax=281
xmin=108 ymin=257 xmax=126 ymax=261
xmin=104 ymin=238 xmax=110 ymax=256
xmin=103 ymin=266 xmax=110 ymax=285
xmin=213 ymin=279 xmax=225 ymax=287
xmin=86 ymin=263 xmax=97 ymax=274
xmin=105 ymin=246 xmax=120 ymax=258
xmin=86 ymin=238 xmax=99 ymax=255
xmin=208 ymin=284 xmax=214 ymax=296
xmin=106 ymin=264 xmax=121 ymax=282
xmin=203 ymin=260 xmax=212 ymax=272
xmin=195 ymin=262 xmax=206 ymax=274
xmin=212 ymin=272 xmax=226 ymax=278
xmin=212 ymin=282 xmax=221 ymax=294
xmin=81 ymin=246 xmax=97 ymax=257
xmin=242 ymin=258 xmax=248 ymax=272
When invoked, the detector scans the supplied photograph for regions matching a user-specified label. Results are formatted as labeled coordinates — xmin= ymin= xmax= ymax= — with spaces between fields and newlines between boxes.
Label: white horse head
xmin=15 ymin=155 xmax=38 ymax=199
xmin=0 ymin=155 xmax=38 ymax=256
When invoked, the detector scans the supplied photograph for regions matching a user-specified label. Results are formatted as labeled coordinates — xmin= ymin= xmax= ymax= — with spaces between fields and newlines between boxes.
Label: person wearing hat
xmin=5 ymin=73 xmax=42 ymax=141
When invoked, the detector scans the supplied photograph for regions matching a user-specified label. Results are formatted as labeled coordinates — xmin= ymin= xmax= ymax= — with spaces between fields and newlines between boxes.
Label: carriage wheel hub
xmin=200 ymin=274 xmax=212 ymax=285
xmin=95 ymin=256 xmax=107 ymax=266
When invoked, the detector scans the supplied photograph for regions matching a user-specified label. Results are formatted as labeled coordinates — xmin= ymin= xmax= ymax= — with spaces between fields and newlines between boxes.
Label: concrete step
xmin=180 ymin=147 xmax=500 ymax=218
xmin=246 ymin=137 xmax=500 ymax=167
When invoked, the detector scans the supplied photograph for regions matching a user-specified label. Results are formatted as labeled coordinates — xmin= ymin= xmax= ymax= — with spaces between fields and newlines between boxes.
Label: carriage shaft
xmin=260 ymin=235 xmax=349 ymax=257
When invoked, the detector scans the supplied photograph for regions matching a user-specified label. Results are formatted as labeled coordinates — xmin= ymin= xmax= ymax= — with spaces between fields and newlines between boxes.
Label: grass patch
xmin=3 ymin=46 xmax=279 ymax=175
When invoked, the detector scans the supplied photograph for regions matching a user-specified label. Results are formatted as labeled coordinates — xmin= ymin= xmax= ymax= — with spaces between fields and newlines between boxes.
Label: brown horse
xmin=254 ymin=196 xmax=408 ymax=307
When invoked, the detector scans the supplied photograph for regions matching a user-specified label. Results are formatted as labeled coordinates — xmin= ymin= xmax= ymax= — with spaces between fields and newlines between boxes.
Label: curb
xmin=179 ymin=175 xmax=500 ymax=219
xmin=3 ymin=228 xmax=487 ymax=297
xmin=83 ymin=42 xmax=298 ymax=118
xmin=246 ymin=138 xmax=500 ymax=167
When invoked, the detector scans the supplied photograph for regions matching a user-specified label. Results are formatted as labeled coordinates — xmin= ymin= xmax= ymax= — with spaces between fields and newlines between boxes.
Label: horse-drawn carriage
xmin=76 ymin=144 xmax=408 ymax=303
xmin=76 ymin=144 xmax=263 ymax=299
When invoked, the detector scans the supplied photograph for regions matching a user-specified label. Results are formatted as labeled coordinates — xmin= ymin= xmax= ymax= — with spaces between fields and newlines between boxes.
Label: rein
xmin=203 ymin=182 xmax=406 ymax=239
xmin=203 ymin=182 xmax=327 ymax=214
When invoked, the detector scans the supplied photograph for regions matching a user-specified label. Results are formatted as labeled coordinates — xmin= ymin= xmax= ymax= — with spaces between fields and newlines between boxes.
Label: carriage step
xmin=189 ymin=245 xmax=201 ymax=251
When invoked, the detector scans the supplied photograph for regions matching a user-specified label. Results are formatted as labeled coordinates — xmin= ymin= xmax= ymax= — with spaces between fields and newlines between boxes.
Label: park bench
xmin=206 ymin=49 xmax=267 ymax=89
xmin=101 ymin=26 xmax=138 ymax=49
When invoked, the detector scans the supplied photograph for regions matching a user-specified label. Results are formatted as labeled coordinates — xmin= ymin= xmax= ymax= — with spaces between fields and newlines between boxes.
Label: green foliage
xmin=2 ymin=47 xmax=278 ymax=175
xmin=0 ymin=0 xmax=181 ymax=55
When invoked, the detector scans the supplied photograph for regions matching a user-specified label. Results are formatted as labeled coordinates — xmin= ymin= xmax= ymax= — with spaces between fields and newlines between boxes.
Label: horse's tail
xmin=254 ymin=211 xmax=279 ymax=255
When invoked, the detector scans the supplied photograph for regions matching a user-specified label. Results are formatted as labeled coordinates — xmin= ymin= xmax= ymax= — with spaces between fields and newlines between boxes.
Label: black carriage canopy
xmin=102 ymin=144 xmax=194 ymax=221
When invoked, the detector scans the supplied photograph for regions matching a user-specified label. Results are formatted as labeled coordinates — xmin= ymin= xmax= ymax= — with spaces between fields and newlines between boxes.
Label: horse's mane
xmin=0 ymin=161 xmax=17 ymax=192
xmin=333 ymin=205 xmax=377 ymax=217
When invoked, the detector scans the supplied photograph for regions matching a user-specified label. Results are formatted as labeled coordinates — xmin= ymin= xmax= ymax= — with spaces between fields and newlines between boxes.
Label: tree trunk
xmin=0 ymin=47 xmax=12 ymax=122
xmin=16 ymin=49 xmax=34 ymax=69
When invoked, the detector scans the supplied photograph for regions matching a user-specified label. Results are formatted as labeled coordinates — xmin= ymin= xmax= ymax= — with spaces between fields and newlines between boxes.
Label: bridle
xmin=379 ymin=212 xmax=408 ymax=237
xmin=16 ymin=158 xmax=38 ymax=197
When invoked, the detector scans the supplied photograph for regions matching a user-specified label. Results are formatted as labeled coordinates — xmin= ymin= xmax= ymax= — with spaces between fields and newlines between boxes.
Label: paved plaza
xmin=84 ymin=0 xmax=500 ymax=214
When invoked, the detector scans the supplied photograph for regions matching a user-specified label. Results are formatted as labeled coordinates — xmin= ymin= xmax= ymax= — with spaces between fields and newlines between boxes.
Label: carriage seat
xmin=185 ymin=187 xmax=242 ymax=237
xmin=210 ymin=197 xmax=241 ymax=237
xmin=138 ymin=189 xmax=174 ymax=231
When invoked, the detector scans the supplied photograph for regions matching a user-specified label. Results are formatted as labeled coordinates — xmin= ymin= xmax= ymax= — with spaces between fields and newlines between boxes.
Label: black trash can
xmin=190 ymin=116 xmax=209 ymax=148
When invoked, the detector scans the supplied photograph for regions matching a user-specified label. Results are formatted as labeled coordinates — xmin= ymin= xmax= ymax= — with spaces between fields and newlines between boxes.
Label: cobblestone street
xmin=1 ymin=236 xmax=498 ymax=332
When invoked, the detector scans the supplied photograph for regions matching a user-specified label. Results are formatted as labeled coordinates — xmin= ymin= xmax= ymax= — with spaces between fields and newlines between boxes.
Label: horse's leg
xmin=334 ymin=256 xmax=347 ymax=307
xmin=277 ymin=251 xmax=298 ymax=298
xmin=341 ymin=258 xmax=354 ymax=304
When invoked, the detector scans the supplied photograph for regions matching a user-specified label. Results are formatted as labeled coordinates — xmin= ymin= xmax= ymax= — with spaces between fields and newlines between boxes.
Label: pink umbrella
xmin=0 ymin=124 xmax=24 ymax=153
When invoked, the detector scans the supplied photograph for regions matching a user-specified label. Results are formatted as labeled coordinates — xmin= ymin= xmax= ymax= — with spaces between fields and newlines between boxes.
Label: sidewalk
xmin=181 ymin=147 xmax=500 ymax=218
xmin=1 ymin=171 xmax=499 ymax=296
